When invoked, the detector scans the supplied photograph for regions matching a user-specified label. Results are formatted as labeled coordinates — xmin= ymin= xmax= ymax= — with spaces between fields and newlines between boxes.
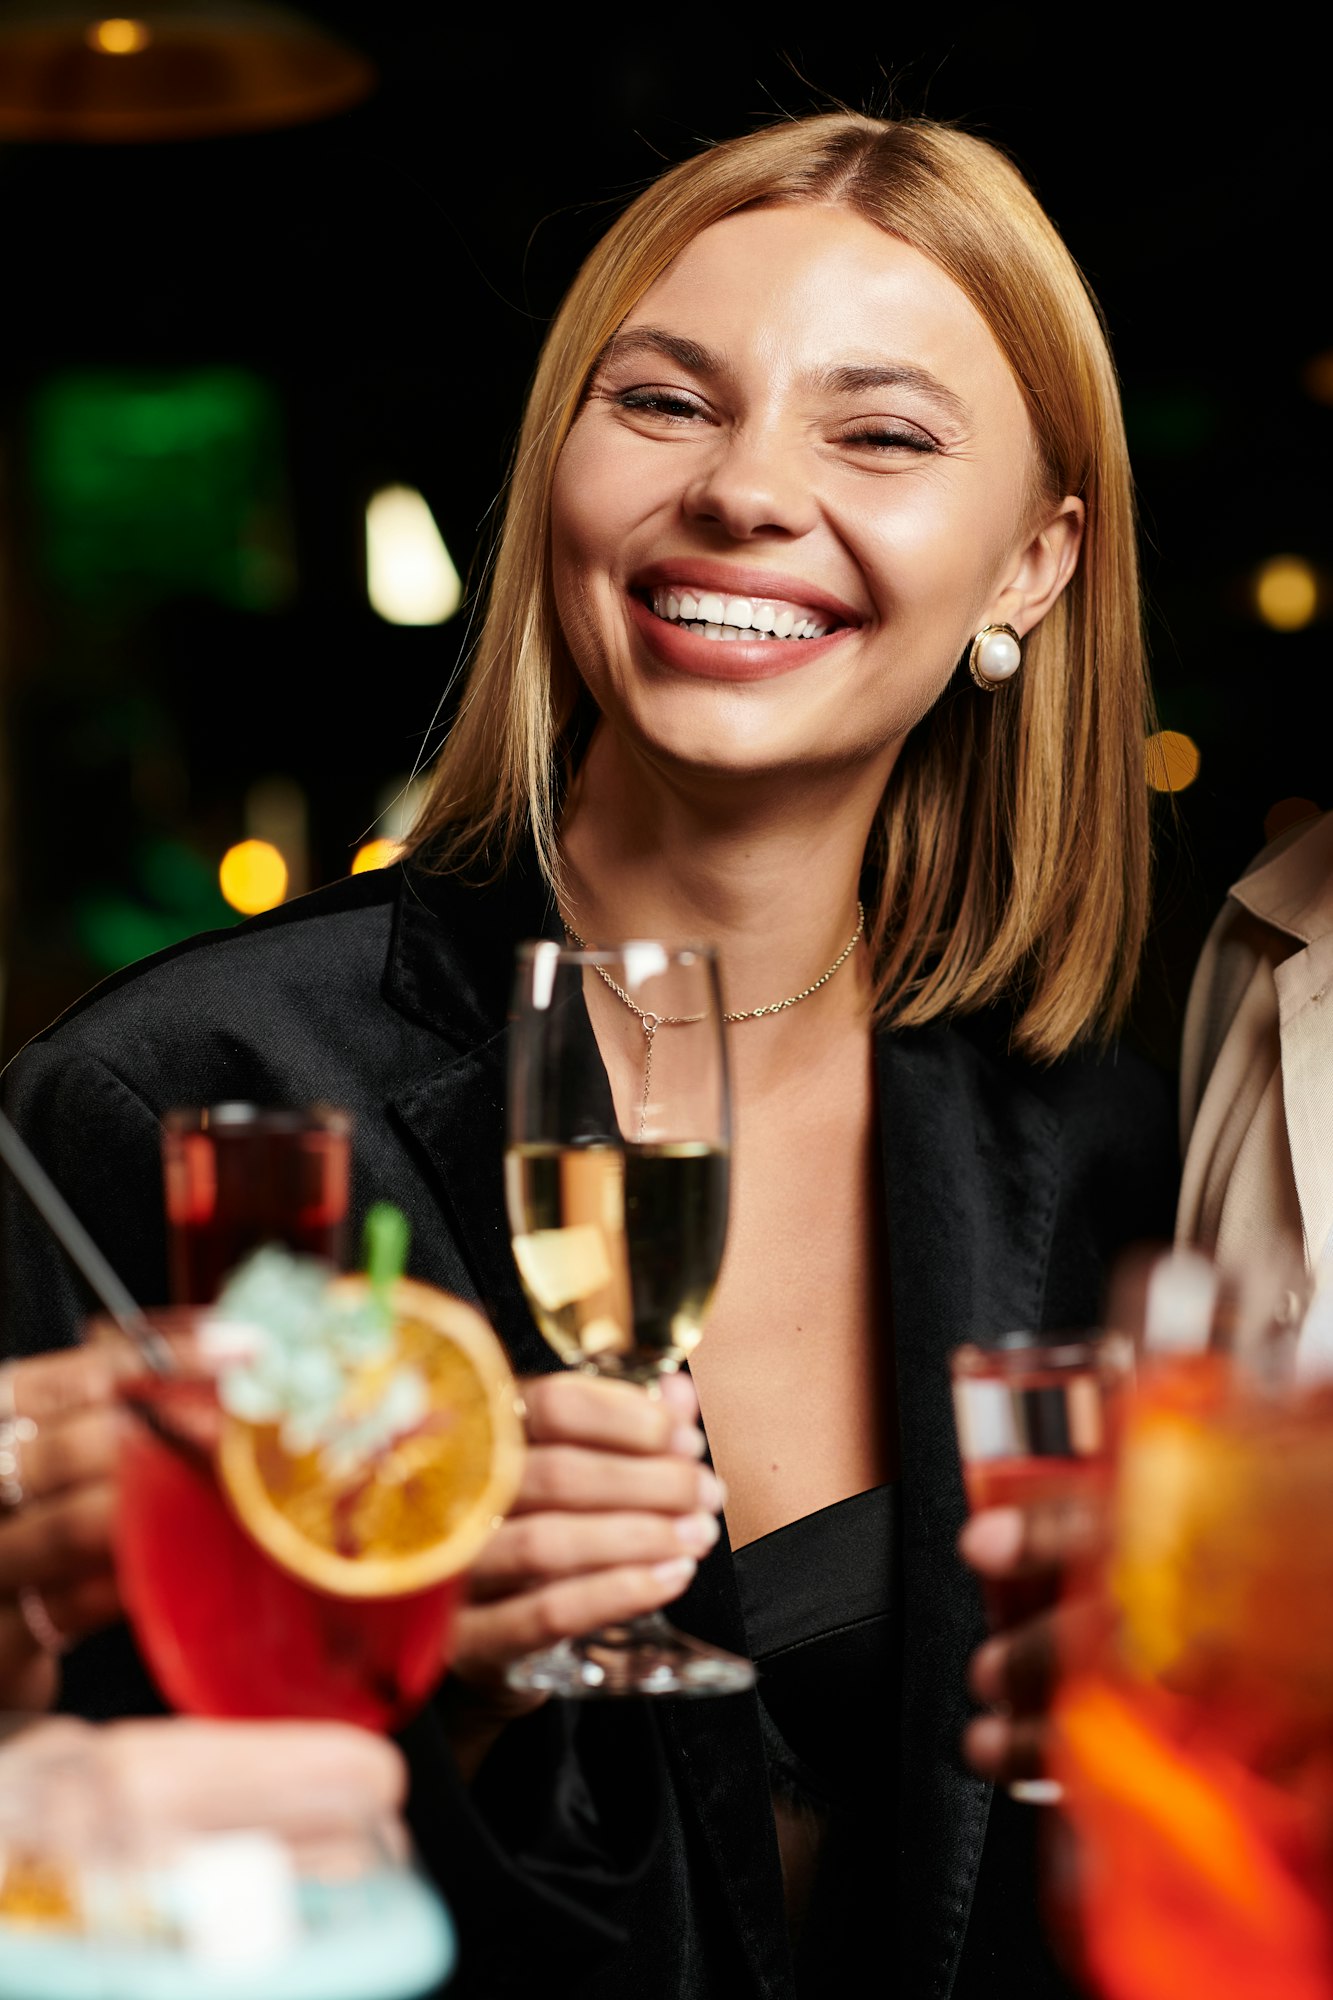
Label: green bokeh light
xmin=29 ymin=369 xmax=293 ymax=610
xmin=74 ymin=838 xmax=235 ymax=974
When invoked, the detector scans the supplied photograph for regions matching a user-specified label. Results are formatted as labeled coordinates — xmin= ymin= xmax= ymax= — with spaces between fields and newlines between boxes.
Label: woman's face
xmin=551 ymin=203 xmax=1077 ymax=784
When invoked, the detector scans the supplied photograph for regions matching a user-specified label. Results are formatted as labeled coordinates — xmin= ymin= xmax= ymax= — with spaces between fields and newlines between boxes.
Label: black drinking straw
xmin=0 ymin=1107 xmax=174 ymax=1374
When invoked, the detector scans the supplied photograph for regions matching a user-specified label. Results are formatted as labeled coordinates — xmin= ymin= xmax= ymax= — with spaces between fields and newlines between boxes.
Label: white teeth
xmin=648 ymin=584 xmax=836 ymax=639
xmin=681 ymin=620 xmax=779 ymax=640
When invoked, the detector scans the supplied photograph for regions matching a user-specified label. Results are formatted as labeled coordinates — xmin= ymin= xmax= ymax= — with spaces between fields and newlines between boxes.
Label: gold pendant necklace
xmin=562 ymin=903 xmax=865 ymax=1138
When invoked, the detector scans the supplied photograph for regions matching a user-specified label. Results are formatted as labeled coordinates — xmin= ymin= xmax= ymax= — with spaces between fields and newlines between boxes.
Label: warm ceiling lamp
xmin=0 ymin=2 xmax=374 ymax=142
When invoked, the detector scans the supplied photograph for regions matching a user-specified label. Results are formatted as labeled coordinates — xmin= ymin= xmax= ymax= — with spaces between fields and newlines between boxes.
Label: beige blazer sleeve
xmin=1178 ymin=813 xmax=1333 ymax=1274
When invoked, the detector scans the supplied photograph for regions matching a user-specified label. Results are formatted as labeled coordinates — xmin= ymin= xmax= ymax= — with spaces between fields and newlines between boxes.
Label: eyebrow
xmin=597 ymin=328 xmax=716 ymax=374
xmin=597 ymin=330 xmax=971 ymax=429
xmin=818 ymin=362 xmax=971 ymax=430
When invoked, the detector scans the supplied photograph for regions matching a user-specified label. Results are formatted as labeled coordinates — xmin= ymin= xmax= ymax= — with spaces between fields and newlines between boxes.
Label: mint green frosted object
xmin=213 ymin=1247 xmax=391 ymax=1442
xmin=0 ymin=1867 xmax=454 ymax=2000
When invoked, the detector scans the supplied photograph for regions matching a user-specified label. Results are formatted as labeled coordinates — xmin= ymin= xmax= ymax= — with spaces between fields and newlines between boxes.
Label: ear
xmin=988 ymin=496 xmax=1085 ymax=638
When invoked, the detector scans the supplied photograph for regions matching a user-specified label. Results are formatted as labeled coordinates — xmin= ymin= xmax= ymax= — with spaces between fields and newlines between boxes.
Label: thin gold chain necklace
xmin=561 ymin=903 xmax=865 ymax=1138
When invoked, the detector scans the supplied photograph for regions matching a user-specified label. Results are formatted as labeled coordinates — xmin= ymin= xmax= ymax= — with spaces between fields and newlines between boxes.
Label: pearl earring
xmin=968 ymin=623 xmax=1022 ymax=691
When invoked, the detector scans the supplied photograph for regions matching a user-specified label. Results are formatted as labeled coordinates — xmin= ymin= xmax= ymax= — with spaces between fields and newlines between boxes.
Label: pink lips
xmin=627 ymin=564 xmax=861 ymax=683
xmin=627 ymin=596 xmax=850 ymax=680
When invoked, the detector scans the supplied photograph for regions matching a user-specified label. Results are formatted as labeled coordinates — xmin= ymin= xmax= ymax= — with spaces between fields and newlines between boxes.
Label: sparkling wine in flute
xmin=504 ymin=937 xmax=752 ymax=1696
xmin=506 ymin=1139 xmax=730 ymax=1379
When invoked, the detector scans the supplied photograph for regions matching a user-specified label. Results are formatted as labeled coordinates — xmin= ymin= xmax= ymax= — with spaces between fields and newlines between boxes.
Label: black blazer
xmin=1 ymin=855 xmax=1178 ymax=1999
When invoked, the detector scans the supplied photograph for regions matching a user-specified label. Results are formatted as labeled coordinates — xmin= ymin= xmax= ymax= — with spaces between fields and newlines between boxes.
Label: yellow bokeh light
xmin=1255 ymin=555 xmax=1318 ymax=632
xmin=219 ymin=839 xmax=288 ymax=915
xmin=1145 ymin=730 xmax=1201 ymax=794
xmin=85 ymin=18 xmax=152 ymax=54
xmin=351 ymin=838 xmax=402 ymax=875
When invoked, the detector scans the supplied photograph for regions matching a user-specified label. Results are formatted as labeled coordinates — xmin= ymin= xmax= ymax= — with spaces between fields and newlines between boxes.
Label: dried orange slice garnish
xmin=217 ymin=1276 xmax=524 ymax=1599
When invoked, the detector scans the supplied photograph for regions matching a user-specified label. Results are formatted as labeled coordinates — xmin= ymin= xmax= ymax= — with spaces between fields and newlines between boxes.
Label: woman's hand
xmin=0 ymin=1348 xmax=131 ymax=1709
xmin=4 ymin=1714 xmax=407 ymax=1869
xmin=958 ymin=1496 xmax=1110 ymax=1787
xmin=97 ymin=1716 xmax=407 ymax=1858
xmin=443 ymin=1370 xmax=722 ymax=1776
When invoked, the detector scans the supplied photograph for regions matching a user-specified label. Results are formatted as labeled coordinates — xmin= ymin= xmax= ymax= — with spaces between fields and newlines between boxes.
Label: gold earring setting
xmin=968 ymin=623 xmax=1022 ymax=691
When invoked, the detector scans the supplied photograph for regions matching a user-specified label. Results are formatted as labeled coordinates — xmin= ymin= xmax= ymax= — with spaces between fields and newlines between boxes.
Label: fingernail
xmin=652 ymin=1556 xmax=697 ymax=1589
xmin=698 ymin=1468 xmax=727 ymax=1512
xmin=959 ymin=1507 xmax=1024 ymax=1568
xmin=658 ymin=1373 xmax=698 ymax=1416
xmin=962 ymin=1713 xmax=1009 ymax=1777
xmin=674 ymin=1510 xmax=720 ymax=1554
xmin=670 ymin=1424 xmax=706 ymax=1459
xmin=968 ymin=1637 xmax=1006 ymax=1702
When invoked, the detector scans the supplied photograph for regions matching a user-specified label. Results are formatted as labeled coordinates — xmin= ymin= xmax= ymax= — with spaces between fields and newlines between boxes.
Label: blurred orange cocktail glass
xmin=1053 ymin=1356 xmax=1333 ymax=2000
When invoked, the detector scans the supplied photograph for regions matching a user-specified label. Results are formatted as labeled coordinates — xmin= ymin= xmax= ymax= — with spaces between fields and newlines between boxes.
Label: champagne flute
xmin=503 ymin=939 xmax=753 ymax=1696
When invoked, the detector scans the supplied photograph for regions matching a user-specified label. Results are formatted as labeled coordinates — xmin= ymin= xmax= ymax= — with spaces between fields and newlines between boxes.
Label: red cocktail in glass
xmin=951 ymin=1334 xmax=1130 ymax=1801
xmin=115 ymin=1351 xmax=460 ymax=1730
xmin=962 ymin=1450 xmax=1113 ymax=1631
xmin=162 ymin=1105 xmax=351 ymax=1304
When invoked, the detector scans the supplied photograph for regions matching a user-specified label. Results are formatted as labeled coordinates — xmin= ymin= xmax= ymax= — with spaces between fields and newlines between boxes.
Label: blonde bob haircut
xmin=409 ymin=112 xmax=1152 ymax=1062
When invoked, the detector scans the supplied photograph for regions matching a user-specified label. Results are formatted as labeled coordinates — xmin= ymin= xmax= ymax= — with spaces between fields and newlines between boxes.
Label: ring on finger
xmin=0 ymin=1364 xmax=37 ymax=1512
xmin=17 ymin=1586 xmax=70 ymax=1656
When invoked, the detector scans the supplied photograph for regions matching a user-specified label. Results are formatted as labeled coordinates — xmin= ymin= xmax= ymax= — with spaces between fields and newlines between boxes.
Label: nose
xmin=681 ymin=427 xmax=819 ymax=542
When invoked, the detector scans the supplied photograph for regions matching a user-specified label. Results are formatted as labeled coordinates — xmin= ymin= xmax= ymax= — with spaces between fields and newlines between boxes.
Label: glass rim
xmin=162 ymin=1102 xmax=352 ymax=1136
xmin=515 ymin=936 xmax=719 ymax=967
xmin=950 ymin=1334 xmax=1124 ymax=1378
xmin=117 ymin=1363 xmax=222 ymax=1405
xmin=81 ymin=1308 xmax=213 ymax=1389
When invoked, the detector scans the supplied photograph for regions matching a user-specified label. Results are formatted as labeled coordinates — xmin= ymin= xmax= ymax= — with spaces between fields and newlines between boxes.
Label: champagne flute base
xmin=506 ymin=1613 xmax=754 ymax=1698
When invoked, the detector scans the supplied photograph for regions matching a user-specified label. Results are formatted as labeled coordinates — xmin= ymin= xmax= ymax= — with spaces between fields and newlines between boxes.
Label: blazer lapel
xmin=876 ymin=1022 xmax=1061 ymax=1999
xmin=393 ymin=1035 xmax=554 ymax=1378
xmin=385 ymin=857 xmax=561 ymax=1377
xmin=1275 ymin=931 xmax=1333 ymax=1268
xmin=656 ymin=1543 xmax=794 ymax=1998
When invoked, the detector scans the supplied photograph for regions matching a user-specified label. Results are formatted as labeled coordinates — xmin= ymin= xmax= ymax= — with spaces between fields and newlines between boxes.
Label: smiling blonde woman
xmin=417 ymin=114 xmax=1149 ymax=1063
xmin=2 ymin=113 xmax=1177 ymax=1999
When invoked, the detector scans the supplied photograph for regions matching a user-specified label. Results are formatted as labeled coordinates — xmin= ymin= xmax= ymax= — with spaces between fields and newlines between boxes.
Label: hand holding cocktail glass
xmin=502 ymin=939 xmax=751 ymax=1697
xmin=0 ymin=1715 xmax=456 ymax=1999
xmin=0 ymin=1101 xmax=355 ymax=1702
xmin=952 ymin=1333 xmax=1129 ymax=1800
xmin=0 ymin=1104 xmax=524 ymax=1729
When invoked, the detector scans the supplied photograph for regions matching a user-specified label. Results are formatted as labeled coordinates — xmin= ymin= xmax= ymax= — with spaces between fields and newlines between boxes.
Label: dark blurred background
xmin=1 ymin=5 xmax=1330 ymax=1072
